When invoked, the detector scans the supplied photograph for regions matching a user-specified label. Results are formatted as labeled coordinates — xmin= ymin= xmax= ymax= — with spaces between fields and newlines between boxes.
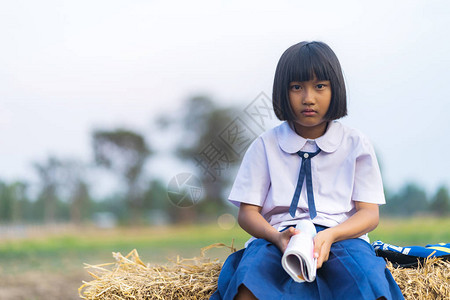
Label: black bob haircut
xmin=272 ymin=41 xmax=347 ymax=121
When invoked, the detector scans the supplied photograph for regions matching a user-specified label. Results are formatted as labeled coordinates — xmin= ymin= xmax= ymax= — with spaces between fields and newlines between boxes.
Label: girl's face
xmin=288 ymin=77 xmax=331 ymax=139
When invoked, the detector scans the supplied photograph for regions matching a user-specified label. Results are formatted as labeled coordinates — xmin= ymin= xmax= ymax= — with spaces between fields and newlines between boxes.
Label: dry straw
xmin=387 ymin=257 xmax=449 ymax=300
xmin=79 ymin=243 xmax=235 ymax=300
xmin=80 ymin=244 xmax=449 ymax=300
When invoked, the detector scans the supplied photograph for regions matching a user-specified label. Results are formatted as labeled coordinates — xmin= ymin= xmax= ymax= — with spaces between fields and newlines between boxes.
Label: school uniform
xmin=210 ymin=121 xmax=404 ymax=300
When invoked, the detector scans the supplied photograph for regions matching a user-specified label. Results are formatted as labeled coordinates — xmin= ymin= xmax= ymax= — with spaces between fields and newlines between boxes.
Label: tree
xmin=33 ymin=157 xmax=63 ymax=223
xmin=429 ymin=186 xmax=450 ymax=216
xmin=92 ymin=128 xmax=151 ymax=224
xmin=142 ymin=179 xmax=171 ymax=225
xmin=143 ymin=179 xmax=170 ymax=211
xmin=9 ymin=181 xmax=29 ymax=223
xmin=69 ymin=180 xmax=90 ymax=224
xmin=33 ymin=156 xmax=92 ymax=224
xmin=58 ymin=159 xmax=91 ymax=225
xmin=0 ymin=180 xmax=13 ymax=222
xmin=382 ymin=183 xmax=428 ymax=216
xmin=160 ymin=96 xmax=243 ymax=222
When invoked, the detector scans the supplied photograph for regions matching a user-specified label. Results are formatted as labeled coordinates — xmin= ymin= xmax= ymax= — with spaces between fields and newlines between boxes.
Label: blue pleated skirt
xmin=210 ymin=226 xmax=404 ymax=300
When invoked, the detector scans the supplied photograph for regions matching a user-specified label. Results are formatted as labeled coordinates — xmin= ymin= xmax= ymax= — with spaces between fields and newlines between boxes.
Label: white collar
xmin=276 ymin=121 xmax=344 ymax=154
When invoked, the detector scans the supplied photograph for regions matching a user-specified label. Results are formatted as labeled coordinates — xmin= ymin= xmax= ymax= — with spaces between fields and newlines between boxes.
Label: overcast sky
xmin=1 ymin=0 xmax=449 ymax=197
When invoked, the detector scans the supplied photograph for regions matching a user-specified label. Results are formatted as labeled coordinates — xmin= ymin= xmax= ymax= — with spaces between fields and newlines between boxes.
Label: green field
xmin=0 ymin=217 xmax=449 ymax=275
xmin=0 ymin=217 xmax=448 ymax=299
xmin=370 ymin=217 xmax=450 ymax=245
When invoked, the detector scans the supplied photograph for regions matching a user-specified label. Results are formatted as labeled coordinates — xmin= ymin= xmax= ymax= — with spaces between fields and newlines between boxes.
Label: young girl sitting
xmin=210 ymin=41 xmax=404 ymax=300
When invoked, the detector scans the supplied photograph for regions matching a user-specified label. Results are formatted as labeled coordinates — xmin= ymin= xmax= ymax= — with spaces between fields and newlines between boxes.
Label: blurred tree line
xmin=381 ymin=184 xmax=450 ymax=217
xmin=0 ymin=96 xmax=241 ymax=226
xmin=0 ymin=96 xmax=449 ymax=225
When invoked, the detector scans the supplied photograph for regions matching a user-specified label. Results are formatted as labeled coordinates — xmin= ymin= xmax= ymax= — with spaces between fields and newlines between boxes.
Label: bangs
xmin=286 ymin=45 xmax=332 ymax=83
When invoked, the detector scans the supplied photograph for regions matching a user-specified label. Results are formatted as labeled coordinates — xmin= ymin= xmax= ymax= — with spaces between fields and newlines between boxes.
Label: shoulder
xmin=240 ymin=122 xmax=291 ymax=164
xmin=337 ymin=122 xmax=376 ymax=157
xmin=241 ymin=125 xmax=276 ymax=160
xmin=338 ymin=122 xmax=374 ymax=148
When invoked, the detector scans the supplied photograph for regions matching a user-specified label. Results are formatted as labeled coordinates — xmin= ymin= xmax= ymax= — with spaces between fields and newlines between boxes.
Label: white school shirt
xmin=229 ymin=121 xmax=385 ymax=244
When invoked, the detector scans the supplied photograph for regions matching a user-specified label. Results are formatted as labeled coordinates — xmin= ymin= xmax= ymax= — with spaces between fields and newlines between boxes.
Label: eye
xmin=290 ymin=84 xmax=301 ymax=91
xmin=316 ymin=84 xmax=326 ymax=89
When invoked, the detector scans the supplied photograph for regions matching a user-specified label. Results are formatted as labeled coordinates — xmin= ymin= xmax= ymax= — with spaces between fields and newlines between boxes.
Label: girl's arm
xmin=313 ymin=201 xmax=379 ymax=268
xmin=238 ymin=203 xmax=299 ymax=253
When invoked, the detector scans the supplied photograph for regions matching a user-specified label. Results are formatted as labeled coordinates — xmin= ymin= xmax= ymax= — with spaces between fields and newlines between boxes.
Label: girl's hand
xmin=313 ymin=229 xmax=336 ymax=269
xmin=238 ymin=203 xmax=300 ymax=253
xmin=274 ymin=227 xmax=300 ymax=253
xmin=311 ymin=202 xmax=380 ymax=269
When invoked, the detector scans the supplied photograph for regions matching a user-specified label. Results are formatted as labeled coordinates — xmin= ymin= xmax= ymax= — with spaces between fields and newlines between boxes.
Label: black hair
xmin=272 ymin=41 xmax=347 ymax=121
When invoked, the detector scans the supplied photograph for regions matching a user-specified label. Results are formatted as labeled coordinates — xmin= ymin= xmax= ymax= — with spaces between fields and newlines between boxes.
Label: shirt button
xmin=303 ymin=153 xmax=309 ymax=159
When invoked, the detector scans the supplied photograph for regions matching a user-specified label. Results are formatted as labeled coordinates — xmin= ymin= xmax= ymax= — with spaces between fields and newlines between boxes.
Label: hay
xmin=387 ymin=258 xmax=450 ymax=300
xmin=79 ymin=243 xmax=235 ymax=300
xmin=80 ymin=245 xmax=449 ymax=300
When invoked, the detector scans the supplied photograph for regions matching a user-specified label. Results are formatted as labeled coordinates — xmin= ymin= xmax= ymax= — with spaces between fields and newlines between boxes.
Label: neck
xmin=292 ymin=121 xmax=329 ymax=139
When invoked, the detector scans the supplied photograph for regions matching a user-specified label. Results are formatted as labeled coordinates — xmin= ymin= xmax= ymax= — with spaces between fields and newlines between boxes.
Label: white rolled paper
xmin=281 ymin=219 xmax=317 ymax=283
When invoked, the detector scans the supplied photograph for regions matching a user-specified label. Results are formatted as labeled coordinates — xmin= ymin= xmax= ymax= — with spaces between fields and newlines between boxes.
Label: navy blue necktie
xmin=289 ymin=149 xmax=321 ymax=219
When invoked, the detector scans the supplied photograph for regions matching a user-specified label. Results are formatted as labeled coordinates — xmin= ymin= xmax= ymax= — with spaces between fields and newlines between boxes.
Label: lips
xmin=301 ymin=109 xmax=317 ymax=116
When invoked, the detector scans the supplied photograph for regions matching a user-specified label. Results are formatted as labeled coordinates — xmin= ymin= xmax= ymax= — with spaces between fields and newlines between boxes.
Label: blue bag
xmin=372 ymin=240 xmax=450 ymax=268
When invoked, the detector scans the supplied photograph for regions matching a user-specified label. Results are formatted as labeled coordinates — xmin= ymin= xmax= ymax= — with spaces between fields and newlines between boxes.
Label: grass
xmin=0 ymin=217 xmax=448 ymax=275
xmin=0 ymin=224 xmax=250 ymax=275
xmin=370 ymin=216 xmax=450 ymax=245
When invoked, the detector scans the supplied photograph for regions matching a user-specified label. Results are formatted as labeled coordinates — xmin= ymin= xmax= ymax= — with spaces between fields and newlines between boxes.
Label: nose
xmin=302 ymin=88 xmax=315 ymax=105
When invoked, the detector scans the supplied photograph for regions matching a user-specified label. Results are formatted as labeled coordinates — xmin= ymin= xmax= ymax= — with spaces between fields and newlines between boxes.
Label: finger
xmin=317 ymin=243 xmax=332 ymax=269
xmin=316 ymin=254 xmax=323 ymax=269
xmin=323 ymin=252 xmax=329 ymax=264
xmin=319 ymin=251 xmax=330 ymax=269
xmin=290 ymin=227 xmax=300 ymax=235
xmin=317 ymin=260 xmax=323 ymax=269
xmin=317 ymin=249 xmax=328 ymax=269
xmin=313 ymin=243 xmax=322 ymax=269
xmin=313 ymin=238 xmax=321 ymax=258
xmin=284 ymin=227 xmax=299 ymax=238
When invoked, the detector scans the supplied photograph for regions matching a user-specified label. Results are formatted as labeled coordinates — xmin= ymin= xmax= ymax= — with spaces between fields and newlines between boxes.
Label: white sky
xmin=0 ymin=0 xmax=449 ymax=197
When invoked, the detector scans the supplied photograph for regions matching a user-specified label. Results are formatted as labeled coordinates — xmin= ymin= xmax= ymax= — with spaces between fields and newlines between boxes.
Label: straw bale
xmin=387 ymin=258 xmax=449 ymax=300
xmin=79 ymin=243 xmax=234 ymax=300
xmin=80 ymin=245 xmax=449 ymax=300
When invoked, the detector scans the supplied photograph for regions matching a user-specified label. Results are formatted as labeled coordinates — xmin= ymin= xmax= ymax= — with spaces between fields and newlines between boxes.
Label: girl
xmin=210 ymin=41 xmax=404 ymax=300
